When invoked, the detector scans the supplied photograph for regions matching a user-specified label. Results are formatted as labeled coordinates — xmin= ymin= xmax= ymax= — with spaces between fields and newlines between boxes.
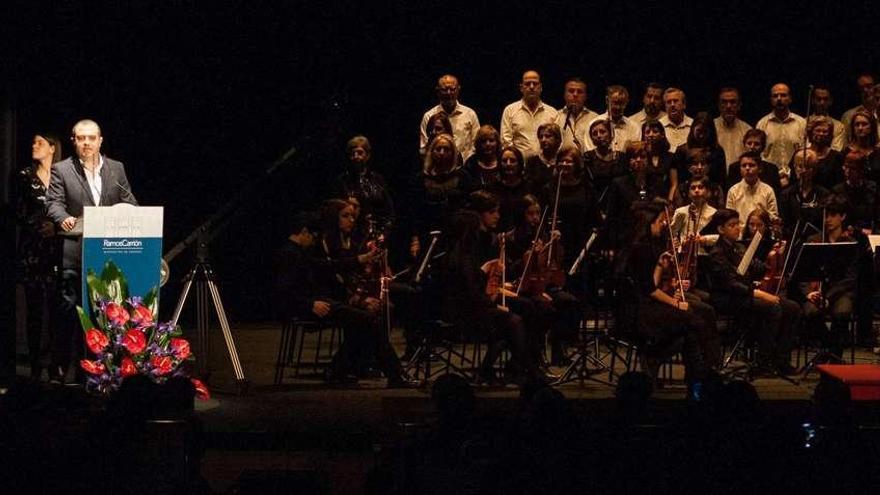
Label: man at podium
xmin=45 ymin=119 xmax=138 ymax=384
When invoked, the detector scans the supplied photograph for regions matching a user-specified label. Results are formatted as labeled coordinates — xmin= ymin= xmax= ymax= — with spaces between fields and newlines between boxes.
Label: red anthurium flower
xmin=120 ymin=357 xmax=138 ymax=377
xmin=105 ymin=302 xmax=130 ymax=326
xmin=150 ymin=355 xmax=174 ymax=376
xmin=80 ymin=359 xmax=105 ymax=375
xmin=130 ymin=304 xmax=153 ymax=325
xmin=169 ymin=338 xmax=191 ymax=360
xmin=191 ymin=378 xmax=210 ymax=400
xmin=85 ymin=328 xmax=110 ymax=354
xmin=122 ymin=329 xmax=147 ymax=354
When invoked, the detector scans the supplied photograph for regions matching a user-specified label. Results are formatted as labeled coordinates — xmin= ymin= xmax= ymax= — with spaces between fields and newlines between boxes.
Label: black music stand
xmin=791 ymin=241 xmax=859 ymax=375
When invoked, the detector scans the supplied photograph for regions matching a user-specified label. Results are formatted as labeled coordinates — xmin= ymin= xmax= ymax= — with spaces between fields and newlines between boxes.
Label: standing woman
xmin=15 ymin=134 xmax=62 ymax=379
xmin=673 ymin=112 xmax=727 ymax=191
xmin=584 ymin=118 xmax=626 ymax=216
xmin=464 ymin=125 xmax=502 ymax=190
xmin=845 ymin=110 xmax=879 ymax=183
xmin=491 ymin=146 xmax=531 ymax=232
xmin=642 ymin=119 xmax=678 ymax=203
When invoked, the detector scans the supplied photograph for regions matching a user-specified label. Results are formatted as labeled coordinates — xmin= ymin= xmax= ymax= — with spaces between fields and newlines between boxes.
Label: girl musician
xmin=797 ymin=197 xmax=864 ymax=361
xmin=508 ymin=194 xmax=582 ymax=366
xmin=707 ymin=208 xmax=801 ymax=376
xmin=615 ymin=199 xmax=710 ymax=386
xmin=441 ymin=191 xmax=547 ymax=385
xmin=317 ymin=199 xmax=416 ymax=387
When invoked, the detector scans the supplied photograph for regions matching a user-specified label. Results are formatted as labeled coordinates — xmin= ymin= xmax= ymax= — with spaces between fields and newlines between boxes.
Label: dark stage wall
xmin=4 ymin=0 xmax=879 ymax=319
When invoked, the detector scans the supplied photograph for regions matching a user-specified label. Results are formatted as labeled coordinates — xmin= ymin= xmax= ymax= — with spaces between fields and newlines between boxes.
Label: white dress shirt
xmin=628 ymin=109 xmax=666 ymax=127
xmin=420 ymin=102 xmax=480 ymax=160
xmin=756 ymin=111 xmax=806 ymax=175
xmin=82 ymin=155 xmax=104 ymax=205
xmin=500 ymin=100 xmax=558 ymax=157
xmin=726 ymin=179 xmax=779 ymax=228
xmin=584 ymin=113 xmax=642 ymax=152
xmin=670 ymin=203 xmax=718 ymax=253
xmin=659 ymin=114 xmax=694 ymax=152
xmin=555 ymin=106 xmax=599 ymax=152
xmin=714 ymin=117 xmax=752 ymax=165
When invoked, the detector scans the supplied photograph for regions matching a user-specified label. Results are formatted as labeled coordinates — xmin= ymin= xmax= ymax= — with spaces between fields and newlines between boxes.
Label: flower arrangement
xmin=78 ymin=260 xmax=209 ymax=399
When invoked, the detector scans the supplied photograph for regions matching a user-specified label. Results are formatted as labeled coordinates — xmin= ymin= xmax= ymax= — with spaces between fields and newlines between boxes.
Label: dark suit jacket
xmin=46 ymin=155 xmax=138 ymax=269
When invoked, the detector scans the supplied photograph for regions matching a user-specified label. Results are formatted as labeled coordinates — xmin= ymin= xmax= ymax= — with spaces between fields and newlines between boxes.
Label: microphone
xmin=115 ymin=181 xmax=136 ymax=204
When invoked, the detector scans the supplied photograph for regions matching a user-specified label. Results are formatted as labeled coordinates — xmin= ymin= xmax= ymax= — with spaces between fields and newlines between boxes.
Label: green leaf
xmin=86 ymin=270 xmax=108 ymax=309
xmin=76 ymin=306 xmax=96 ymax=332
xmin=143 ymin=286 xmax=159 ymax=319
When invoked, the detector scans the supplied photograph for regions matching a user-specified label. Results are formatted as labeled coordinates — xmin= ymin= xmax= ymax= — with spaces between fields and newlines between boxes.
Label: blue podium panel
xmin=82 ymin=205 xmax=164 ymax=312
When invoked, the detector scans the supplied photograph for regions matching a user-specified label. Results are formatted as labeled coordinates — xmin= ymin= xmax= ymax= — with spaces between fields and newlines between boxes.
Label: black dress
xmin=14 ymin=165 xmax=60 ymax=376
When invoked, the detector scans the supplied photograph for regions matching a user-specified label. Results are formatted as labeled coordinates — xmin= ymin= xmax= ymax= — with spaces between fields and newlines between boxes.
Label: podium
xmin=82 ymin=205 xmax=163 ymax=312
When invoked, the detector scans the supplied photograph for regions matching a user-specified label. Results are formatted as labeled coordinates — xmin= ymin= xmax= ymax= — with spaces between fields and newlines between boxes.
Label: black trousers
xmin=685 ymin=290 xmax=722 ymax=369
xmin=326 ymin=301 xmax=403 ymax=380
xmin=637 ymin=298 xmax=707 ymax=383
xmin=50 ymin=269 xmax=84 ymax=378
xmin=803 ymin=292 xmax=854 ymax=358
xmin=23 ymin=281 xmax=54 ymax=373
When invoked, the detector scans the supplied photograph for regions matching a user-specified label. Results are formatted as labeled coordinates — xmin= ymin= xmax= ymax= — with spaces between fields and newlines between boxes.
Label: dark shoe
xmin=47 ymin=365 xmax=65 ymax=385
xmin=475 ymin=368 xmax=501 ymax=386
xmin=324 ymin=369 xmax=359 ymax=386
xmin=776 ymin=363 xmax=799 ymax=376
xmin=386 ymin=374 xmax=420 ymax=389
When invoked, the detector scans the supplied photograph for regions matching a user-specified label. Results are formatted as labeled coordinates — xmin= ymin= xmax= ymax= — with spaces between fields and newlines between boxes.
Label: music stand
xmin=790 ymin=241 xmax=859 ymax=374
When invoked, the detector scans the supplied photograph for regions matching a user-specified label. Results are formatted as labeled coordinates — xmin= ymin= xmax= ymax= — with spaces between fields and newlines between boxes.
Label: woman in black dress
xmin=15 ymin=133 xmax=62 ymax=379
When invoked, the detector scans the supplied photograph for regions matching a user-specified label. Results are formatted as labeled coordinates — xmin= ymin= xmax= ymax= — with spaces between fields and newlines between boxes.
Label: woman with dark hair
xmin=642 ymin=119 xmax=678 ymax=203
xmin=329 ymin=135 xmax=395 ymax=228
xmin=15 ymin=133 xmax=62 ymax=379
xmin=464 ymin=124 xmax=502 ymax=189
xmin=491 ymin=146 xmax=531 ymax=232
xmin=440 ymin=192 xmax=544 ymax=385
xmin=541 ymin=146 xmax=600 ymax=276
xmin=614 ymin=199 xmax=709 ymax=386
xmin=681 ymin=148 xmax=725 ymax=208
xmin=316 ymin=198 xmax=416 ymax=387
xmin=675 ymin=112 xmax=727 ymax=188
xmin=507 ymin=194 xmax=582 ymax=366
xmin=606 ymin=141 xmax=654 ymax=249
xmin=424 ymin=111 xmax=454 ymax=148
xmin=584 ymin=118 xmax=626 ymax=214
xmin=407 ymin=133 xmax=472 ymax=259
xmin=525 ymin=122 xmax=562 ymax=192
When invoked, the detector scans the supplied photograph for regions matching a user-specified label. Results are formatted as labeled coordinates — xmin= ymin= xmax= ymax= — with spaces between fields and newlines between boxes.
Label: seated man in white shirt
xmin=420 ymin=74 xmax=480 ymax=160
xmin=659 ymin=87 xmax=693 ymax=151
xmin=726 ymin=151 xmax=779 ymax=234
xmin=810 ymin=85 xmax=846 ymax=151
xmin=501 ymin=70 xmax=558 ymax=157
xmin=756 ymin=82 xmax=806 ymax=180
xmin=628 ymin=82 xmax=666 ymax=127
xmin=585 ymin=85 xmax=641 ymax=152
xmin=554 ymin=77 xmax=598 ymax=153
xmin=714 ymin=87 xmax=752 ymax=166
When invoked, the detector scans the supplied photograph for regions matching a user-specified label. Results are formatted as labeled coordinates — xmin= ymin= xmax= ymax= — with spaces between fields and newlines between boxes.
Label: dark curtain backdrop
xmin=4 ymin=0 xmax=879 ymax=320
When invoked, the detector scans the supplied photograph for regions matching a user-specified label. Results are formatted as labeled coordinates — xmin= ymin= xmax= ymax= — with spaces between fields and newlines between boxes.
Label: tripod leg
xmin=170 ymin=276 xmax=195 ymax=328
xmin=205 ymin=279 xmax=247 ymax=386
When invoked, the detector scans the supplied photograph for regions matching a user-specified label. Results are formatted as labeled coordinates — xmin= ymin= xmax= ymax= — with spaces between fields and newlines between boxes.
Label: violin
xmin=658 ymin=207 xmax=687 ymax=302
xmin=484 ymin=231 xmax=517 ymax=307
xmin=517 ymin=206 xmax=564 ymax=298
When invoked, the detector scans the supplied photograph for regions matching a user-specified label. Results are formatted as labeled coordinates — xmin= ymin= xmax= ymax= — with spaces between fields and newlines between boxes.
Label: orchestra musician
xmin=706 ymin=208 xmax=801 ymax=375
xmin=440 ymin=191 xmax=547 ymax=385
xmin=797 ymin=198 xmax=861 ymax=361
xmin=282 ymin=199 xmax=416 ymax=387
xmin=508 ymin=194 xmax=582 ymax=367
xmin=615 ymin=199 xmax=710 ymax=386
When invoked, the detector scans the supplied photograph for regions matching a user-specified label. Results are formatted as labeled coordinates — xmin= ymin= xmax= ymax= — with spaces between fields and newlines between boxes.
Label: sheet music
xmin=737 ymin=231 xmax=762 ymax=276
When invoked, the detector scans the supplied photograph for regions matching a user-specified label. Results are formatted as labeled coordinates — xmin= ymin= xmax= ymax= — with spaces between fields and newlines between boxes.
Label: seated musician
xmin=440 ymin=191 xmax=547 ymax=385
xmin=726 ymin=151 xmax=780 ymax=236
xmin=615 ymin=199 xmax=711 ymax=386
xmin=670 ymin=177 xmax=718 ymax=255
xmin=706 ymin=208 xmax=801 ymax=375
xmin=274 ymin=201 xmax=416 ymax=387
xmin=797 ymin=198 xmax=860 ymax=361
xmin=680 ymin=148 xmax=725 ymax=208
xmin=508 ymin=194 xmax=582 ymax=367
xmin=742 ymin=207 xmax=780 ymax=262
